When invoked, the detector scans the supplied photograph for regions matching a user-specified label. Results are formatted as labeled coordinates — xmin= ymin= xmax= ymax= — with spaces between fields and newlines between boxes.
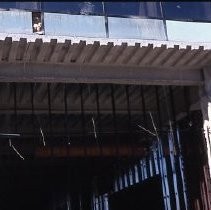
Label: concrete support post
xmin=200 ymin=66 xmax=211 ymax=209
xmin=200 ymin=67 xmax=211 ymax=177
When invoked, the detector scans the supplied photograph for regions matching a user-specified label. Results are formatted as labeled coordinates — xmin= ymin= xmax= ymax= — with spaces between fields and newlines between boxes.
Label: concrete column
xmin=200 ymin=66 xmax=211 ymax=177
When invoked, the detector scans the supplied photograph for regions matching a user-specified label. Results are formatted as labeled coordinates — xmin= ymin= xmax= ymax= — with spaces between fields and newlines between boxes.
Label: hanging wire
xmin=163 ymin=86 xmax=174 ymax=132
xmin=137 ymin=124 xmax=156 ymax=136
xmin=9 ymin=139 xmax=24 ymax=160
xmin=88 ymin=84 xmax=98 ymax=141
xmin=40 ymin=127 xmax=46 ymax=147
xmin=92 ymin=117 xmax=97 ymax=139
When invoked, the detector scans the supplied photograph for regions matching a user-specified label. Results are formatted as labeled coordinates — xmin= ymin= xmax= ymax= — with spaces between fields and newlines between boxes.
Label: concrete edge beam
xmin=0 ymin=62 xmax=203 ymax=86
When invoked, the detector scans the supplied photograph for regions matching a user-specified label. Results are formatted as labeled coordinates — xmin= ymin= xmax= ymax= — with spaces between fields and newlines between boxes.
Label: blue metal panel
xmin=168 ymin=131 xmax=181 ymax=210
xmin=16 ymin=2 xmax=41 ymax=11
xmin=129 ymin=168 xmax=133 ymax=185
xmin=108 ymin=17 xmax=167 ymax=40
xmin=44 ymin=13 xmax=106 ymax=38
xmin=139 ymin=160 xmax=144 ymax=181
xmin=149 ymin=155 xmax=153 ymax=177
xmin=163 ymin=2 xmax=211 ymax=22
xmin=0 ymin=2 xmax=41 ymax=11
xmin=134 ymin=164 xmax=139 ymax=183
xmin=114 ymin=179 xmax=118 ymax=192
xmin=124 ymin=172 xmax=128 ymax=187
xmin=157 ymin=139 xmax=172 ymax=210
xmin=105 ymin=2 xmax=162 ymax=18
xmin=103 ymin=194 xmax=109 ymax=210
xmin=166 ymin=20 xmax=211 ymax=42
xmin=1 ymin=2 xmax=211 ymax=23
xmin=176 ymin=128 xmax=188 ymax=210
xmin=0 ymin=11 xmax=32 ymax=34
xmin=119 ymin=175 xmax=123 ymax=190
xmin=0 ymin=2 xmax=16 ymax=10
xmin=43 ymin=2 xmax=103 ymax=15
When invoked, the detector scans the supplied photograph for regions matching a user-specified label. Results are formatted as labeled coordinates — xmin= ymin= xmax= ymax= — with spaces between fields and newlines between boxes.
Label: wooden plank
xmin=15 ymin=38 xmax=27 ymax=61
xmin=151 ymin=45 xmax=179 ymax=66
xmin=139 ymin=45 xmax=167 ymax=66
xmin=30 ymin=38 xmax=43 ymax=62
xmin=84 ymin=41 xmax=100 ymax=63
xmin=57 ymin=40 xmax=71 ymax=63
xmin=70 ymin=40 xmax=86 ymax=63
xmin=1 ymin=37 xmax=12 ymax=61
xmin=49 ymin=43 xmax=64 ymax=63
xmin=187 ymin=50 xmax=209 ymax=66
xmin=63 ymin=43 xmax=77 ymax=63
xmin=43 ymin=39 xmax=57 ymax=62
xmin=90 ymin=44 xmax=112 ymax=63
xmin=164 ymin=46 xmax=191 ymax=67
xmin=36 ymin=42 xmax=50 ymax=62
xmin=103 ymin=43 xmax=127 ymax=64
xmin=136 ymin=44 xmax=154 ymax=65
xmin=23 ymin=42 xmax=35 ymax=61
xmin=8 ymin=41 xmax=19 ymax=61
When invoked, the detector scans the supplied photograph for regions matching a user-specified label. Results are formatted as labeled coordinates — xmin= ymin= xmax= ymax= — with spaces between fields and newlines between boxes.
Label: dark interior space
xmin=109 ymin=176 xmax=164 ymax=210
xmin=0 ymin=82 xmax=205 ymax=210
xmin=0 ymin=158 xmax=118 ymax=210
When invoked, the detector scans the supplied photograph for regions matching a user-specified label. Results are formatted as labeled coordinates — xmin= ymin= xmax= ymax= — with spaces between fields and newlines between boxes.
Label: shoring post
xmin=30 ymin=83 xmax=37 ymax=149
xmin=47 ymin=83 xmax=52 ymax=144
xmin=110 ymin=84 xmax=119 ymax=157
xmin=124 ymin=170 xmax=128 ymax=187
xmin=200 ymin=67 xmax=211 ymax=208
xmin=64 ymin=83 xmax=69 ymax=143
xmin=95 ymin=84 xmax=102 ymax=154
xmin=80 ymin=84 xmax=87 ymax=156
xmin=156 ymin=86 xmax=171 ymax=210
xmin=169 ymin=86 xmax=182 ymax=210
xmin=110 ymin=84 xmax=120 ymax=192
xmin=139 ymin=86 xmax=148 ymax=180
xmin=13 ymin=83 xmax=17 ymax=133
xmin=126 ymin=85 xmax=137 ymax=184
xmin=155 ymin=86 xmax=169 ymax=209
xmin=176 ymin=127 xmax=189 ymax=210
xmin=125 ymin=85 xmax=133 ymax=150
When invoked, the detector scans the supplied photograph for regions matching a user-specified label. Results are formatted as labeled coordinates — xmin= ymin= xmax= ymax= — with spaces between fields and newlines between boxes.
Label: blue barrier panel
xmin=43 ymin=2 xmax=103 ymax=15
xmin=163 ymin=2 xmax=211 ymax=22
xmin=105 ymin=2 xmax=162 ymax=18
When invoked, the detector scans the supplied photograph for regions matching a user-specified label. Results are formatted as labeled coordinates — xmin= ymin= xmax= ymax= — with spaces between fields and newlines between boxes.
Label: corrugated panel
xmin=0 ymin=11 xmax=32 ymax=34
xmin=166 ymin=20 xmax=211 ymax=42
xmin=44 ymin=13 xmax=106 ymax=38
xmin=108 ymin=17 xmax=167 ymax=40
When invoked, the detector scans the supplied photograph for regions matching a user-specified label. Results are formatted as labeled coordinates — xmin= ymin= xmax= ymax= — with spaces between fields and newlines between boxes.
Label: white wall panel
xmin=108 ymin=17 xmax=167 ymax=40
xmin=44 ymin=13 xmax=106 ymax=38
xmin=0 ymin=10 xmax=32 ymax=34
xmin=166 ymin=20 xmax=211 ymax=42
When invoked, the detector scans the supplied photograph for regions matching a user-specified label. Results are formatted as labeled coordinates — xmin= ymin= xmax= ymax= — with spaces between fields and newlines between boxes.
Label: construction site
xmin=0 ymin=2 xmax=211 ymax=210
